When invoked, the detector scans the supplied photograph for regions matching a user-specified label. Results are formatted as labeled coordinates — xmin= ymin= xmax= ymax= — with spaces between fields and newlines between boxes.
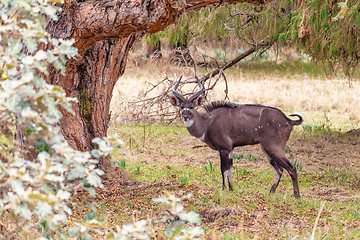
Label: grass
xmin=72 ymin=60 xmax=360 ymax=239
xmin=94 ymin=121 xmax=360 ymax=239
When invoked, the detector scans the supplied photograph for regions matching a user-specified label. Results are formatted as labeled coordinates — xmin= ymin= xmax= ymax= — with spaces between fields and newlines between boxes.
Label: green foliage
xmin=104 ymin=192 xmax=204 ymax=239
xmin=302 ymin=123 xmax=332 ymax=135
xmin=118 ymin=159 xmax=126 ymax=169
xmin=291 ymin=159 xmax=303 ymax=174
xmin=83 ymin=211 xmax=96 ymax=222
xmin=233 ymin=153 xmax=263 ymax=161
xmin=152 ymin=192 xmax=203 ymax=237
xmin=157 ymin=2 xmax=293 ymax=48
xmin=147 ymin=0 xmax=359 ymax=76
xmin=203 ymin=160 xmax=215 ymax=174
xmin=0 ymin=0 xmax=113 ymax=239
xmin=0 ymin=3 xmax=206 ymax=238
xmin=180 ymin=175 xmax=188 ymax=184
xmin=284 ymin=146 xmax=291 ymax=154
xmin=285 ymin=0 xmax=360 ymax=75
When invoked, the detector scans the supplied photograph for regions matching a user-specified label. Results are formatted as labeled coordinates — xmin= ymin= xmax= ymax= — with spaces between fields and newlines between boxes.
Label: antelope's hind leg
xmin=262 ymin=146 xmax=300 ymax=198
xmin=261 ymin=147 xmax=283 ymax=194
xmin=270 ymin=160 xmax=283 ymax=193
xmin=219 ymin=150 xmax=234 ymax=191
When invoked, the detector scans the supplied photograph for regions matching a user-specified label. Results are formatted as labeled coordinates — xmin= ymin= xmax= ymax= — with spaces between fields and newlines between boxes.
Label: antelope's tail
xmin=289 ymin=112 xmax=304 ymax=125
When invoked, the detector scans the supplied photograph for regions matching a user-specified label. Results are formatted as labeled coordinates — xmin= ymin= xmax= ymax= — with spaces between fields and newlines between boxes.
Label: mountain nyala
xmin=169 ymin=76 xmax=304 ymax=198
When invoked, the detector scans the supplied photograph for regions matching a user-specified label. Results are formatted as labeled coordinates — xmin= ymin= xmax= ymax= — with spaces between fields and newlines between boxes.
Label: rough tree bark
xmin=43 ymin=0 xmax=270 ymax=174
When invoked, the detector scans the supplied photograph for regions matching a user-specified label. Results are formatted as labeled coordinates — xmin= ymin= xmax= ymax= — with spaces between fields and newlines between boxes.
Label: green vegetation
xmin=2 ymin=0 xmax=359 ymax=239
xmin=0 ymin=1 xmax=116 ymax=239
xmin=100 ymin=120 xmax=360 ymax=239
xmin=147 ymin=0 xmax=360 ymax=77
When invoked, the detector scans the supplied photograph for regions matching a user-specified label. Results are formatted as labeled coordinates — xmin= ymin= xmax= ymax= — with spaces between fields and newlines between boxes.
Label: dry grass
xmin=111 ymin=61 xmax=360 ymax=129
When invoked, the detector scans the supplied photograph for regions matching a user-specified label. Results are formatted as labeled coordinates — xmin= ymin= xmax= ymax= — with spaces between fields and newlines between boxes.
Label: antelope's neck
xmin=185 ymin=111 xmax=208 ymax=138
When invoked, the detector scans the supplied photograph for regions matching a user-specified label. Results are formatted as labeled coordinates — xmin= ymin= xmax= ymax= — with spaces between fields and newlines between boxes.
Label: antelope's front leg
xmin=219 ymin=150 xmax=234 ymax=191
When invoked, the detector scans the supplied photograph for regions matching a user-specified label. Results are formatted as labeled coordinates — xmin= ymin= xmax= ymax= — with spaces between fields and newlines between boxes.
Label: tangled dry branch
xmin=114 ymin=43 xmax=272 ymax=124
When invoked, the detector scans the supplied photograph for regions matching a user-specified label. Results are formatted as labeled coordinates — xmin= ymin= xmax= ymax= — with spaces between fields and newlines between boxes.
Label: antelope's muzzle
xmin=182 ymin=108 xmax=191 ymax=121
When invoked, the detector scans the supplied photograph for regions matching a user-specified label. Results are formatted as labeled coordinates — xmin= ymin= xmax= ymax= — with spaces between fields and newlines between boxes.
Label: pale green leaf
xmin=46 ymin=52 xmax=59 ymax=63
xmin=33 ymin=74 xmax=45 ymax=88
xmin=22 ymin=56 xmax=34 ymax=65
xmin=2 ymin=80 xmax=22 ymax=91
xmin=180 ymin=227 xmax=204 ymax=236
xmin=91 ymin=149 xmax=102 ymax=158
xmin=67 ymin=165 xmax=86 ymax=180
xmin=9 ymin=179 xmax=25 ymax=196
xmin=34 ymin=50 xmax=48 ymax=61
xmin=24 ymin=38 xmax=37 ymax=53
xmin=21 ymin=71 xmax=35 ymax=83
xmin=52 ymin=60 xmax=65 ymax=71
xmin=34 ymin=61 xmax=49 ymax=74
xmin=67 ymin=227 xmax=80 ymax=235
xmin=56 ymin=190 xmax=70 ymax=200
xmin=87 ymin=187 xmax=96 ymax=196
xmin=43 ymin=6 xmax=58 ymax=21
xmin=17 ymin=0 xmax=32 ymax=11
xmin=19 ymin=84 xmax=37 ymax=97
xmin=44 ymin=174 xmax=64 ymax=182
xmin=35 ymin=201 xmax=53 ymax=216
xmin=152 ymin=196 xmax=170 ymax=204
xmin=14 ymin=203 xmax=32 ymax=220
xmin=5 ymin=93 xmax=22 ymax=111
xmin=175 ymin=203 xmax=184 ymax=213
xmin=8 ymin=40 xmax=23 ymax=55
xmin=86 ymin=172 xmax=102 ymax=187
xmin=179 ymin=211 xmax=202 ymax=224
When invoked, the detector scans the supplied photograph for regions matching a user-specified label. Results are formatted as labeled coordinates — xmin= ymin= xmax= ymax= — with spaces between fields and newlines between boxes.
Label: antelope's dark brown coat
xmin=170 ymin=76 xmax=303 ymax=198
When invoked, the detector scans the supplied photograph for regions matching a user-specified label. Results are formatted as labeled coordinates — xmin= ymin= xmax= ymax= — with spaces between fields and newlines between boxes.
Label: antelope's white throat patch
xmin=184 ymin=119 xmax=194 ymax=128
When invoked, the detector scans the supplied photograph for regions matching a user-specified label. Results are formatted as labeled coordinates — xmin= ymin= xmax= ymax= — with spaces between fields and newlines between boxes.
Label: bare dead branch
xmin=199 ymin=41 xmax=272 ymax=83
xmin=114 ymin=43 xmax=273 ymax=124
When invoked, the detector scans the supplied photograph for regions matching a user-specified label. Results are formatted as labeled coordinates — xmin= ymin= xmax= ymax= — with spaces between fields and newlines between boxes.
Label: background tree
xmin=147 ymin=0 xmax=359 ymax=75
xmin=282 ymin=0 xmax=360 ymax=77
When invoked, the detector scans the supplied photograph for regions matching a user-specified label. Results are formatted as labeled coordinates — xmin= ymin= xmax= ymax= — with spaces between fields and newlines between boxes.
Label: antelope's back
xmin=206 ymin=104 xmax=294 ymax=147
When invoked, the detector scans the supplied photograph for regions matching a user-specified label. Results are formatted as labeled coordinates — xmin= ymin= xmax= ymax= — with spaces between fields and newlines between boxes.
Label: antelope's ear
xmin=194 ymin=96 xmax=205 ymax=106
xmin=169 ymin=96 xmax=181 ymax=107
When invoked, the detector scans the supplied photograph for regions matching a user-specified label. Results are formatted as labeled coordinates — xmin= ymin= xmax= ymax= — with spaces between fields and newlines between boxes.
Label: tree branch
xmin=119 ymin=42 xmax=273 ymax=123
xmin=59 ymin=0 xmax=272 ymax=50
xmin=199 ymin=41 xmax=272 ymax=83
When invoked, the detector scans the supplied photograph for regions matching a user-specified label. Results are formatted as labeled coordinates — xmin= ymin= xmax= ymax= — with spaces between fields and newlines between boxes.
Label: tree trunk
xmin=49 ymin=36 xmax=138 ymax=152
xmin=41 ymin=0 xmax=270 ymax=173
